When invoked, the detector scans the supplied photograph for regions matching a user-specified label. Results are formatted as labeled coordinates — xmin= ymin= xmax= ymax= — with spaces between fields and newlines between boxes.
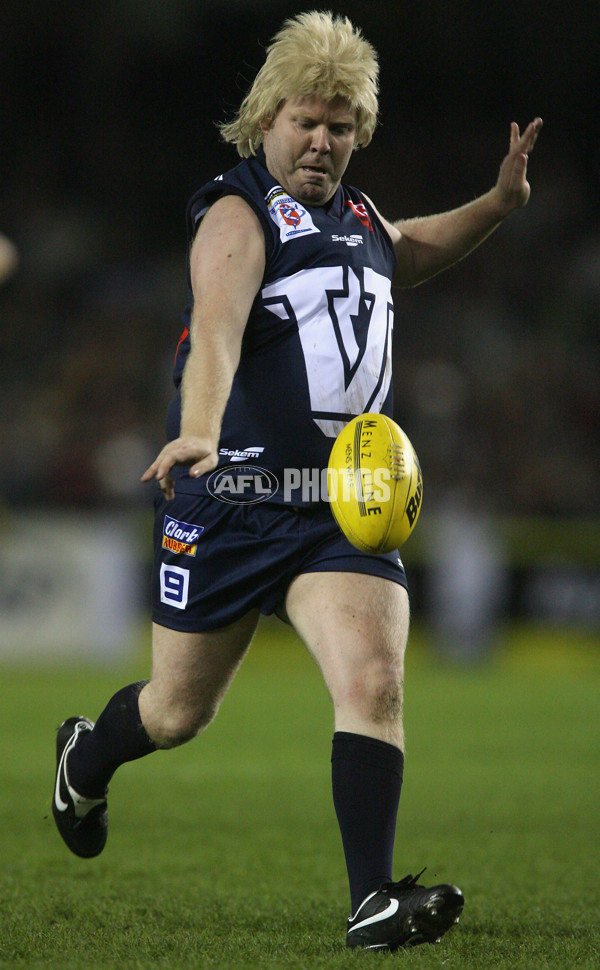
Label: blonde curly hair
xmin=218 ymin=10 xmax=379 ymax=157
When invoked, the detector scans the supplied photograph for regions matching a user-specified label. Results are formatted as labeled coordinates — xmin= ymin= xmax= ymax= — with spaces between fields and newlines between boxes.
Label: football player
xmin=53 ymin=10 xmax=541 ymax=952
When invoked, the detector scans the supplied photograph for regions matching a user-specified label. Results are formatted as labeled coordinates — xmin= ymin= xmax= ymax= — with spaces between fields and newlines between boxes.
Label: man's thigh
xmin=140 ymin=612 xmax=259 ymax=735
xmin=284 ymin=570 xmax=409 ymax=692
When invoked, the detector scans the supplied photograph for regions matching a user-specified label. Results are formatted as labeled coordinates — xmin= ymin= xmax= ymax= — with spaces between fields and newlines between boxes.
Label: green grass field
xmin=1 ymin=620 xmax=599 ymax=969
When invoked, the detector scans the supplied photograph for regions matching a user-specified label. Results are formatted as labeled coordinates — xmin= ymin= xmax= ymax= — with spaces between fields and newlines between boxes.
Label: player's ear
xmin=260 ymin=99 xmax=286 ymax=136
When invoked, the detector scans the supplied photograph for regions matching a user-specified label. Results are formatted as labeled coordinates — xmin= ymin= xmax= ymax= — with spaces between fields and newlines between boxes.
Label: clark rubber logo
xmin=206 ymin=465 xmax=279 ymax=504
xmin=162 ymin=516 xmax=204 ymax=556
xmin=265 ymin=185 xmax=320 ymax=243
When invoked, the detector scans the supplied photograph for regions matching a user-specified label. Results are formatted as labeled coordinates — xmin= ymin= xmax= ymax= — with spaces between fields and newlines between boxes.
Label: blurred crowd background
xmin=1 ymin=1 xmax=598 ymax=653
xmin=2 ymin=0 xmax=598 ymax=514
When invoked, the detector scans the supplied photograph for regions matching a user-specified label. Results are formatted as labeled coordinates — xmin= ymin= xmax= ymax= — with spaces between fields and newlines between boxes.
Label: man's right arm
xmin=141 ymin=194 xmax=266 ymax=495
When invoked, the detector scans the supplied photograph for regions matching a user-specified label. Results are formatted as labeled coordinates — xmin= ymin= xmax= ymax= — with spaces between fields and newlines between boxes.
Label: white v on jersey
xmin=262 ymin=263 xmax=394 ymax=439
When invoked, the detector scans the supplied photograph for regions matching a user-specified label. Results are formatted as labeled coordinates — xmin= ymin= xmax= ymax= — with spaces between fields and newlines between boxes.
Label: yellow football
xmin=327 ymin=413 xmax=423 ymax=554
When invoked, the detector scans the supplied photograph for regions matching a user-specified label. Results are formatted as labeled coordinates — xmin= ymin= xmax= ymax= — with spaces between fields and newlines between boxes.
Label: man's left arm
xmin=371 ymin=117 xmax=542 ymax=288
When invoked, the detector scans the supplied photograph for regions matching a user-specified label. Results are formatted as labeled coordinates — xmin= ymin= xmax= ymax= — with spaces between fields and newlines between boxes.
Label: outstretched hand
xmin=494 ymin=117 xmax=543 ymax=212
xmin=140 ymin=436 xmax=218 ymax=500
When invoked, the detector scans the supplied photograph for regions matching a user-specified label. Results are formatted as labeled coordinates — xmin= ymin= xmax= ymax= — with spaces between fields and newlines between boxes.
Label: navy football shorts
xmin=151 ymin=490 xmax=408 ymax=632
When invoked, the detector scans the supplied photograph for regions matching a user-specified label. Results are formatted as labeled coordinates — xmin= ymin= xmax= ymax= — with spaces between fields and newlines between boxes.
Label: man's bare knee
xmin=147 ymin=701 xmax=217 ymax=749
xmin=370 ymin=680 xmax=403 ymax=724
xmin=344 ymin=660 xmax=404 ymax=726
xmin=151 ymin=718 xmax=199 ymax=750
xmin=139 ymin=680 xmax=219 ymax=749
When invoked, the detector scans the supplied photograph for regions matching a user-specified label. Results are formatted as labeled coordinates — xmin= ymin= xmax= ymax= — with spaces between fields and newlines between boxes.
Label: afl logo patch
xmin=265 ymin=185 xmax=320 ymax=243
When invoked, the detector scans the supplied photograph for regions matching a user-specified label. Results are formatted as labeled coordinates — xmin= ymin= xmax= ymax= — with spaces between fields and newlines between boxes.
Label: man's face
xmin=260 ymin=94 xmax=357 ymax=206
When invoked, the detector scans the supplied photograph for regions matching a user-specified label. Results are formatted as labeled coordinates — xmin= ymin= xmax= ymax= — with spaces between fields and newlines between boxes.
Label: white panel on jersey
xmin=262 ymin=265 xmax=394 ymax=437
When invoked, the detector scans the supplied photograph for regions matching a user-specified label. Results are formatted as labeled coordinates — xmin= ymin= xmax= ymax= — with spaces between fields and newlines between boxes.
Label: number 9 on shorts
xmin=160 ymin=564 xmax=190 ymax=609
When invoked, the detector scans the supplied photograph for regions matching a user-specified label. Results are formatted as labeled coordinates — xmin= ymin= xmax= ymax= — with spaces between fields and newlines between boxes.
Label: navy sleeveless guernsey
xmin=166 ymin=147 xmax=397 ymax=506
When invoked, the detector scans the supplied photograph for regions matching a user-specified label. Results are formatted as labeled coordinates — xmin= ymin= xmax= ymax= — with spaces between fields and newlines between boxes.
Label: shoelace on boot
xmin=380 ymin=868 xmax=428 ymax=894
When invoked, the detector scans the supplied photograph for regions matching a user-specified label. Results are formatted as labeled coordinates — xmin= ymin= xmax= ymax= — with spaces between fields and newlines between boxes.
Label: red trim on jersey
xmin=175 ymin=326 xmax=189 ymax=363
xmin=345 ymin=200 xmax=373 ymax=231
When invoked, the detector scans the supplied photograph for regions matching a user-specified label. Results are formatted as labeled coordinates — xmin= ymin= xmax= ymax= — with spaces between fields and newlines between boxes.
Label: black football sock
xmin=67 ymin=681 xmax=157 ymax=797
xmin=331 ymin=731 xmax=404 ymax=914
